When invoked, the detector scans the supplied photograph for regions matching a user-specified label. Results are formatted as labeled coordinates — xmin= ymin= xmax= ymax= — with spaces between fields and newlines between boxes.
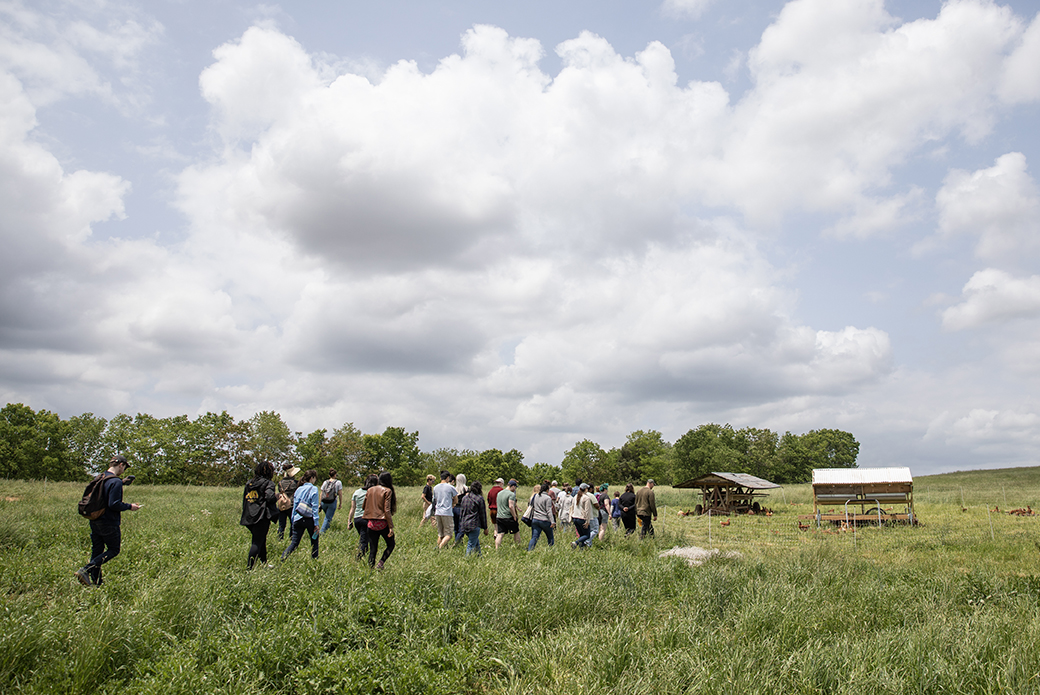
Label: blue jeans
xmin=588 ymin=517 xmax=600 ymax=542
xmin=573 ymin=518 xmax=591 ymax=548
xmin=528 ymin=519 xmax=554 ymax=550
xmin=319 ymin=500 xmax=337 ymax=534
xmin=465 ymin=528 xmax=482 ymax=556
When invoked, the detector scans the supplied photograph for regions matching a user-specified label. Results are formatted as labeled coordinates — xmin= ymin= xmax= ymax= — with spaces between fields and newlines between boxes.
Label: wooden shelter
xmin=811 ymin=467 xmax=915 ymax=525
xmin=674 ymin=472 xmax=780 ymax=515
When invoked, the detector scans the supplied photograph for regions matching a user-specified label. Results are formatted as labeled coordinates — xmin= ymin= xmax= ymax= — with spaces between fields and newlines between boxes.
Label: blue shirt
xmin=291 ymin=482 xmax=320 ymax=525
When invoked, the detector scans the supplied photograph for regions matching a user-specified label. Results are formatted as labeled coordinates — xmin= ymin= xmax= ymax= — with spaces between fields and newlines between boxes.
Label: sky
xmin=1 ymin=0 xmax=1039 ymax=473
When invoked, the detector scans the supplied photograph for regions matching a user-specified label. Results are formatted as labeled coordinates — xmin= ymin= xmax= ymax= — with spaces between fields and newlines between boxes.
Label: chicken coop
xmin=811 ymin=467 xmax=915 ymax=525
xmin=673 ymin=472 xmax=781 ymax=515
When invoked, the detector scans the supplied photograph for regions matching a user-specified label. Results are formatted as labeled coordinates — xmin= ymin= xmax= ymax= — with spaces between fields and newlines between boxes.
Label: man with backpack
xmin=318 ymin=469 xmax=343 ymax=534
xmin=74 ymin=454 xmax=141 ymax=586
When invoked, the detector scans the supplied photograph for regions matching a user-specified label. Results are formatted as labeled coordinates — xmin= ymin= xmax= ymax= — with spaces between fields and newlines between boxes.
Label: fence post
xmin=708 ymin=508 xmax=712 ymax=549
xmin=987 ymin=506 xmax=995 ymax=541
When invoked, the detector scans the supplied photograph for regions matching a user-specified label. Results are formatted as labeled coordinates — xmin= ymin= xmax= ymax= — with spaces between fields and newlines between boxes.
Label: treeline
xmin=0 ymin=403 xmax=858 ymax=487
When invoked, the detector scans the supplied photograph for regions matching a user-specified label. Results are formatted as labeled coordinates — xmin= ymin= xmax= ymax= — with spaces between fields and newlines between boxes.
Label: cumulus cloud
xmin=5 ymin=1 xmax=1040 ymax=470
xmin=942 ymin=269 xmax=1040 ymax=330
xmin=933 ymin=152 xmax=1040 ymax=262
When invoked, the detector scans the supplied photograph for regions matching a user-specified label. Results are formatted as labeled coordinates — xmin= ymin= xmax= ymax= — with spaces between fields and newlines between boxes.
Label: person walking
xmin=275 ymin=463 xmax=301 ymax=540
xmin=619 ymin=483 xmax=637 ymax=535
xmin=611 ymin=491 xmax=622 ymax=529
xmin=420 ymin=474 xmax=435 ymax=528
xmin=597 ymin=484 xmax=610 ymax=541
xmin=487 ymin=478 xmax=504 ymax=525
xmin=432 ymin=471 xmax=458 ymax=549
xmin=349 ymin=474 xmax=378 ymax=561
xmin=570 ymin=483 xmax=594 ymax=549
xmin=558 ymin=485 xmax=574 ymax=533
xmin=452 ymin=473 xmax=468 ymax=544
xmin=527 ymin=480 xmax=557 ymax=551
xmin=240 ymin=460 xmax=278 ymax=569
xmin=634 ymin=479 xmax=658 ymax=539
xmin=495 ymin=479 xmax=521 ymax=549
xmin=458 ymin=481 xmax=488 ymax=556
xmin=318 ymin=469 xmax=343 ymax=534
xmin=282 ymin=470 xmax=320 ymax=560
xmin=363 ymin=471 xmax=397 ymax=569
xmin=74 ymin=454 xmax=142 ymax=586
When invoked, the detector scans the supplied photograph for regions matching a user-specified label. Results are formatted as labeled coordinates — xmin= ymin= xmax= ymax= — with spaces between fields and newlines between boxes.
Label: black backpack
xmin=78 ymin=472 xmax=115 ymax=520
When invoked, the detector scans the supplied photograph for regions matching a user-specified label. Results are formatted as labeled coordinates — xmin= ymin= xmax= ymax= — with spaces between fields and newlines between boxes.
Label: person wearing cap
xmin=487 ymin=478 xmax=504 ymax=523
xmin=634 ymin=479 xmax=658 ymax=538
xmin=494 ymin=479 xmax=521 ymax=549
xmin=74 ymin=454 xmax=141 ymax=586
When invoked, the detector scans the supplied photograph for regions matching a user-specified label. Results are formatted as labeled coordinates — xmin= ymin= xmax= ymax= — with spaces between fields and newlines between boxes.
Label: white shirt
xmin=432 ymin=481 xmax=457 ymax=517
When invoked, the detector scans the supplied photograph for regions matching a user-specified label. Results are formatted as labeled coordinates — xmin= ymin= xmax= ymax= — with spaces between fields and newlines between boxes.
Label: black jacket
xmin=458 ymin=492 xmax=487 ymax=534
xmin=240 ymin=477 xmax=278 ymax=526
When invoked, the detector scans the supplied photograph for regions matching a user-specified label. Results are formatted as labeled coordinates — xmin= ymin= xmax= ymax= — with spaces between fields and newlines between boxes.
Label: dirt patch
xmin=5 ymin=496 xmax=21 ymax=502
xmin=659 ymin=546 xmax=742 ymax=566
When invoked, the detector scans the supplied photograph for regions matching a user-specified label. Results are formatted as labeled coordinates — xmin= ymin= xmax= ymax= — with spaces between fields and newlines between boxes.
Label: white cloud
xmin=999 ymin=10 xmax=1040 ymax=104
xmin=660 ymin=0 xmax=716 ymax=21
xmin=926 ymin=408 xmax=1040 ymax=454
xmin=942 ymin=269 xmax=1040 ymax=330
xmin=4 ymin=1 xmax=1040 ymax=472
xmin=934 ymin=152 xmax=1040 ymax=262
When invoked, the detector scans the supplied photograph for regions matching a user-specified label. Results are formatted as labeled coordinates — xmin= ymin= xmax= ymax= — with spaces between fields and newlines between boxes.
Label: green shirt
xmin=496 ymin=489 xmax=517 ymax=519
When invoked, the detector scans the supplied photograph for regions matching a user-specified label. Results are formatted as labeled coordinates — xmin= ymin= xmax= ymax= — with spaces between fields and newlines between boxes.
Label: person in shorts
xmin=432 ymin=470 xmax=458 ymax=549
xmin=495 ymin=479 xmax=521 ymax=549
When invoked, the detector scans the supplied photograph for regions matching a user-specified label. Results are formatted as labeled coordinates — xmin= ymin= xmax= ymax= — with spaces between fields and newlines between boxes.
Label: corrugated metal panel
xmin=812 ymin=467 xmax=912 ymax=485
xmin=710 ymin=472 xmax=781 ymax=489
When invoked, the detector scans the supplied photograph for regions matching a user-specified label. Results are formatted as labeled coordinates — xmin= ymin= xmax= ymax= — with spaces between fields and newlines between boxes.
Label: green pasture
xmin=2 ymin=469 xmax=1040 ymax=694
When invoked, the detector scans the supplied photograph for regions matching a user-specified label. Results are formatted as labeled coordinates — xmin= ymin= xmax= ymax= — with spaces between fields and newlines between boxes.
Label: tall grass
xmin=1 ymin=469 xmax=1040 ymax=693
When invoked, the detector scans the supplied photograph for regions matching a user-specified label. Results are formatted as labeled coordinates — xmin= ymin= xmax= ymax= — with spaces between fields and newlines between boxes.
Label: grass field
xmin=2 ymin=469 xmax=1040 ymax=694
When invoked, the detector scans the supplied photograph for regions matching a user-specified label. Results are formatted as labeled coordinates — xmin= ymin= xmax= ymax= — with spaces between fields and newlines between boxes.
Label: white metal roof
xmin=812 ymin=467 xmax=913 ymax=485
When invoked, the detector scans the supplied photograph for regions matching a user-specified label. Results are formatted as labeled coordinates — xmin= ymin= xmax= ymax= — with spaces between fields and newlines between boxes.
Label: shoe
xmin=74 ymin=568 xmax=92 ymax=586
xmin=571 ymin=541 xmax=578 ymax=549
xmin=376 ymin=560 xmax=384 ymax=570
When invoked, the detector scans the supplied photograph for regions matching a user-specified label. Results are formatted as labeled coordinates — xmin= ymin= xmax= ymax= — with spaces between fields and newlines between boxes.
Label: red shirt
xmin=487 ymin=485 xmax=504 ymax=512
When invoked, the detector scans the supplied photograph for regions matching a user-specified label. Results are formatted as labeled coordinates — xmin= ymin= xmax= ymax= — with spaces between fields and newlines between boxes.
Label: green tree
xmin=187 ymin=411 xmax=253 ymax=485
xmin=673 ymin=423 xmax=744 ymax=484
xmin=364 ymin=427 xmax=423 ymax=485
xmin=500 ymin=448 xmax=531 ymax=485
xmin=529 ymin=462 xmax=563 ymax=484
xmin=0 ymin=403 xmax=80 ymax=481
xmin=328 ymin=423 xmax=370 ymax=484
xmin=803 ymin=429 xmax=860 ymax=469
xmin=560 ymin=439 xmax=611 ymax=484
xmin=297 ymin=428 xmax=334 ymax=472
xmin=618 ymin=430 xmax=671 ymax=483
xmin=65 ymin=412 xmax=111 ymax=476
xmin=738 ymin=427 xmax=780 ymax=481
xmin=246 ymin=411 xmax=298 ymax=470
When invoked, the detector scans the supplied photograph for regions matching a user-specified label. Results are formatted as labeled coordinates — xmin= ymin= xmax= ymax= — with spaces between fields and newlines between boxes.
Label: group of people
xmin=419 ymin=471 xmax=660 ymax=555
xmin=239 ymin=462 xmax=398 ymax=570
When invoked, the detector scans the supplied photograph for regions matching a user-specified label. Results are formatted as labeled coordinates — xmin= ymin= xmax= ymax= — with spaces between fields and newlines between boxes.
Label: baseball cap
xmin=495 ymin=478 xmax=504 ymax=484
xmin=508 ymin=479 xmax=518 ymax=487
xmin=579 ymin=483 xmax=589 ymax=490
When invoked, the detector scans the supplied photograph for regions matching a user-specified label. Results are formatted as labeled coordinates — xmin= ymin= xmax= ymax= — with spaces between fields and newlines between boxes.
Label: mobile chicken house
xmin=674 ymin=472 xmax=781 ymax=515
xmin=811 ymin=467 xmax=915 ymax=525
